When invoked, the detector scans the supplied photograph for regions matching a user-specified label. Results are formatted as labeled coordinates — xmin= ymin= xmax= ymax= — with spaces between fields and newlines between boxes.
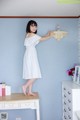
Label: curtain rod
xmin=0 ymin=16 xmax=80 ymax=18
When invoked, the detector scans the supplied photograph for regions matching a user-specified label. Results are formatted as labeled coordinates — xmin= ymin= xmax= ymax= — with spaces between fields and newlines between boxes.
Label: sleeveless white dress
xmin=23 ymin=34 xmax=42 ymax=79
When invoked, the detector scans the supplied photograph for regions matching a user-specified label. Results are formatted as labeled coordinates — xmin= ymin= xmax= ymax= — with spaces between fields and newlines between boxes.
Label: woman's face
xmin=30 ymin=24 xmax=37 ymax=33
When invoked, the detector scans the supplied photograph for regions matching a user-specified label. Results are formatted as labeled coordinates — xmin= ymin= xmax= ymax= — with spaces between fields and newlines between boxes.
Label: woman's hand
xmin=47 ymin=31 xmax=55 ymax=37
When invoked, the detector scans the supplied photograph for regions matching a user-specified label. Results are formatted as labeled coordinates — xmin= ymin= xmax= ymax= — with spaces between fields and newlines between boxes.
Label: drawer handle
xmin=68 ymin=115 xmax=71 ymax=119
xmin=64 ymin=95 xmax=66 ymax=98
xmin=68 ymin=107 xmax=71 ymax=111
xmin=64 ymin=116 xmax=67 ymax=119
xmin=64 ymin=88 xmax=66 ymax=90
xmin=68 ymin=91 xmax=71 ymax=95
xmin=64 ymin=109 xmax=66 ymax=112
xmin=68 ymin=99 xmax=71 ymax=103
xmin=64 ymin=102 xmax=66 ymax=105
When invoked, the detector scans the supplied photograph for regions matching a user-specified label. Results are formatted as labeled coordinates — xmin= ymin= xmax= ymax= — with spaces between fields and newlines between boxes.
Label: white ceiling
xmin=0 ymin=0 xmax=80 ymax=16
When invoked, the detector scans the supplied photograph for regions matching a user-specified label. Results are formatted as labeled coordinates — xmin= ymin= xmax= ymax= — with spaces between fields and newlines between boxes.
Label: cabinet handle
xmin=64 ymin=88 xmax=66 ymax=90
xmin=64 ymin=116 xmax=67 ymax=119
xmin=64 ymin=109 xmax=66 ymax=112
xmin=64 ymin=102 xmax=66 ymax=105
xmin=64 ymin=95 xmax=66 ymax=98
xmin=68 ymin=115 xmax=71 ymax=119
xmin=68 ymin=91 xmax=71 ymax=95
xmin=68 ymin=107 xmax=71 ymax=111
xmin=68 ymin=99 xmax=71 ymax=103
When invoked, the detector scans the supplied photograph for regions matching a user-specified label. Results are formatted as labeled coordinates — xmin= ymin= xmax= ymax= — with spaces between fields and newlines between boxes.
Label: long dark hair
xmin=26 ymin=20 xmax=37 ymax=34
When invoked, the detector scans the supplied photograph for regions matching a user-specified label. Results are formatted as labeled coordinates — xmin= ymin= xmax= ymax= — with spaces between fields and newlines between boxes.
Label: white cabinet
xmin=62 ymin=80 xmax=80 ymax=120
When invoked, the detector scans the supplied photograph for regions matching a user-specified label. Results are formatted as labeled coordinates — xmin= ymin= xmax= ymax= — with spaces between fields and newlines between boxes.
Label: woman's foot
xmin=28 ymin=92 xmax=36 ymax=96
xmin=22 ymin=85 xmax=26 ymax=95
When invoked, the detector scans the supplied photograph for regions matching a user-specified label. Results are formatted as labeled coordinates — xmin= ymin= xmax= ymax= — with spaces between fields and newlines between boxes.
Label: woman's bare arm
xmin=39 ymin=31 xmax=55 ymax=42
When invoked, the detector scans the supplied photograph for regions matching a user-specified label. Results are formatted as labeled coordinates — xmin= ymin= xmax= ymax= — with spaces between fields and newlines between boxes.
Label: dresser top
xmin=0 ymin=93 xmax=39 ymax=101
xmin=62 ymin=80 xmax=80 ymax=89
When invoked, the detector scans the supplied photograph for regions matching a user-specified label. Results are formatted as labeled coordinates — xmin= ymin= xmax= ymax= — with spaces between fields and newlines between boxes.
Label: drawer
xmin=67 ymin=106 xmax=72 ymax=114
xmin=67 ymin=92 xmax=72 ymax=100
xmin=63 ymin=101 xmax=72 ymax=116
xmin=63 ymin=105 xmax=71 ymax=113
xmin=63 ymin=111 xmax=68 ymax=120
xmin=63 ymin=112 xmax=72 ymax=120
xmin=63 ymin=95 xmax=72 ymax=104
xmin=67 ymin=114 xmax=72 ymax=120
xmin=63 ymin=113 xmax=68 ymax=120
xmin=20 ymin=102 xmax=35 ymax=109
xmin=67 ymin=101 xmax=72 ymax=110
xmin=63 ymin=115 xmax=67 ymax=120
xmin=63 ymin=100 xmax=68 ymax=108
xmin=4 ymin=102 xmax=19 ymax=109
xmin=63 ymin=90 xmax=72 ymax=96
xmin=0 ymin=103 xmax=4 ymax=109
xmin=63 ymin=90 xmax=72 ymax=101
xmin=62 ymin=87 xmax=72 ymax=99
xmin=62 ymin=85 xmax=72 ymax=93
xmin=64 ymin=107 xmax=67 ymax=113
xmin=63 ymin=96 xmax=72 ymax=111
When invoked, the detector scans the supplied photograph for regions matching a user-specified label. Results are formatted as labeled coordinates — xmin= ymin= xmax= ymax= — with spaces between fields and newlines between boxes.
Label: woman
xmin=22 ymin=20 xmax=55 ymax=96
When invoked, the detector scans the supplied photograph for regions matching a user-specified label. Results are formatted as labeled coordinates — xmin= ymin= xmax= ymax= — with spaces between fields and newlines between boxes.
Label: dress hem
xmin=23 ymin=77 xmax=42 ymax=80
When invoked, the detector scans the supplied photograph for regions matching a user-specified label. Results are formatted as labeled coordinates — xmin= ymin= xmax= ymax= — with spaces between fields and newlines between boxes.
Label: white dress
xmin=23 ymin=34 xmax=42 ymax=79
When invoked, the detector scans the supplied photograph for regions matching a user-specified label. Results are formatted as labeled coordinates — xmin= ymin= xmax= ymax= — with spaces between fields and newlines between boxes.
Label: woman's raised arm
xmin=39 ymin=31 xmax=55 ymax=42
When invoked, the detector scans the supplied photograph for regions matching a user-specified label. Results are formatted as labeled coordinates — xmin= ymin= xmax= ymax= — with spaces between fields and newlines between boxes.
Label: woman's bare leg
xmin=22 ymin=78 xmax=37 ymax=95
xmin=28 ymin=78 xmax=37 ymax=96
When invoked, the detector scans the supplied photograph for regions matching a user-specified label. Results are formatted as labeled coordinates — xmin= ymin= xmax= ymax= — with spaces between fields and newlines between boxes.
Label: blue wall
xmin=0 ymin=18 xmax=78 ymax=120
